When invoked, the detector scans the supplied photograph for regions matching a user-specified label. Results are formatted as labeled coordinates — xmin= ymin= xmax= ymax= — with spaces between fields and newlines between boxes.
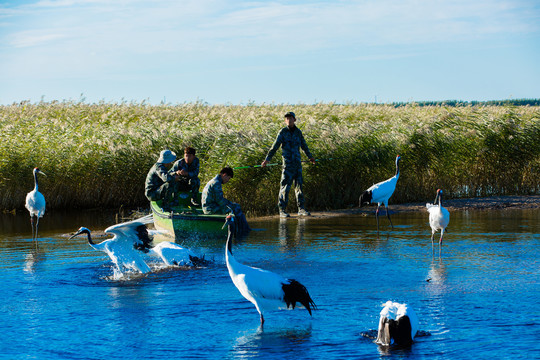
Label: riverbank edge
xmin=255 ymin=195 xmax=540 ymax=220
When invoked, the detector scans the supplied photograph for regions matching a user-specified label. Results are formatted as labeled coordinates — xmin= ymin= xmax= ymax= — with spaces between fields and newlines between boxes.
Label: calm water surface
xmin=1 ymin=208 xmax=539 ymax=359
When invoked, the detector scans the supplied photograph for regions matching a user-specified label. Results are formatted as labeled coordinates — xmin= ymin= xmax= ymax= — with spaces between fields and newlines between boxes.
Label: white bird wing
xmin=99 ymin=215 xmax=154 ymax=273
xmin=25 ymin=190 xmax=46 ymax=217
xmin=148 ymin=242 xmax=193 ymax=266
xmin=378 ymin=301 xmax=419 ymax=343
xmin=104 ymin=214 xmax=153 ymax=246
xmin=25 ymin=191 xmax=36 ymax=212
xmin=380 ymin=300 xmax=401 ymax=320
xmin=95 ymin=238 xmax=151 ymax=274
xmin=369 ymin=176 xmax=398 ymax=204
xmin=104 ymin=214 xmax=153 ymax=233
xmin=426 ymin=202 xmax=437 ymax=210
xmin=234 ymin=264 xmax=286 ymax=302
xmin=427 ymin=205 xmax=450 ymax=230
xmin=440 ymin=206 xmax=450 ymax=228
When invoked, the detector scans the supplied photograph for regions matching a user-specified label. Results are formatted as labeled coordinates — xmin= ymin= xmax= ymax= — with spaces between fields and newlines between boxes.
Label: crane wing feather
xmin=104 ymin=215 xmax=153 ymax=243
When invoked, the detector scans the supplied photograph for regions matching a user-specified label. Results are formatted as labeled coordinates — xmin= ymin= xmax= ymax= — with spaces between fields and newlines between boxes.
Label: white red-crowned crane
xmin=25 ymin=167 xmax=46 ymax=242
xmin=69 ymin=215 xmax=204 ymax=273
xmin=376 ymin=301 xmax=419 ymax=347
xmin=426 ymin=189 xmax=450 ymax=245
xmin=69 ymin=215 xmax=154 ymax=274
xmin=224 ymin=215 xmax=316 ymax=325
xmin=359 ymin=155 xmax=401 ymax=233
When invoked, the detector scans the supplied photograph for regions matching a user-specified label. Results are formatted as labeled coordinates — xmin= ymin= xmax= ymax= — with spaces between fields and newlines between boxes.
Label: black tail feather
xmin=189 ymin=254 xmax=210 ymax=266
xmin=378 ymin=315 xmax=413 ymax=347
xmin=390 ymin=315 xmax=413 ymax=346
xmin=282 ymin=279 xmax=317 ymax=315
xmin=359 ymin=190 xmax=372 ymax=207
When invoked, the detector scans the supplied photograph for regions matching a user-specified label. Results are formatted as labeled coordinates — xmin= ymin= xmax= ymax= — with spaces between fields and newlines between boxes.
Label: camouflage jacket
xmin=145 ymin=163 xmax=175 ymax=196
xmin=265 ymin=126 xmax=313 ymax=167
xmin=201 ymin=174 xmax=232 ymax=214
xmin=171 ymin=157 xmax=200 ymax=179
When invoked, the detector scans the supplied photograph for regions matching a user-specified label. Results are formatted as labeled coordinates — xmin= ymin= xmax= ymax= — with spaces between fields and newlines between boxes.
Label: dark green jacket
xmin=201 ymin=175 xmax=232 ymax=214
xmin=171 ymin=157 xmax=200 ymax=180
xmin=265 ymin=126 xmax=313 ymax=167
xmin=145 ymin=163 xmax=175 ymax=199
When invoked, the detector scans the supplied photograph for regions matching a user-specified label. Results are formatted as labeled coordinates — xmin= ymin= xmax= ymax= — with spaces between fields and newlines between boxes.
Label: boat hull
xmin=150 ymin=198 xmax=226 ymax=240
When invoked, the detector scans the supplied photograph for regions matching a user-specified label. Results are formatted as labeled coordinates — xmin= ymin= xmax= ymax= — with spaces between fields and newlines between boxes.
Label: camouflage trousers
xmin=146 ymin=181 xmax=175 ymax=202
xmin=278 ymin=165 xmax=305 ymax=211
xmin=177 ymin=176 xmax=200 ymax=197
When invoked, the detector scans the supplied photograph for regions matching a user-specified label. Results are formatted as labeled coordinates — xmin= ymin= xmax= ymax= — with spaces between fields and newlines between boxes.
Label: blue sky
xmin=1 ymin=0 xmax=539 ymax=105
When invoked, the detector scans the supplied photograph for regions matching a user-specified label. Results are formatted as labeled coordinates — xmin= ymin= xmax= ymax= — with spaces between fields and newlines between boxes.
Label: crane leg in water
xmin=386 ymin=206 xmax=394 ymax=230
xmin=30 ymin=216 xmax=35 ymax=241
xmin=376 ymin=206 xmax=380 ymax=234
xmin=35 ymin=217 xmax=40 ymax=242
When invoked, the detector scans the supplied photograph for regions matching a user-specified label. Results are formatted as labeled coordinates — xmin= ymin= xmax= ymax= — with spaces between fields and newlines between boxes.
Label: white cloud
xmin=0 ymin=0 xmax=538 ymax=103
xmin=3 ymin=0 xmax=539 ymax=54
xmin=10 ymin=31 xmax=68 ymax=48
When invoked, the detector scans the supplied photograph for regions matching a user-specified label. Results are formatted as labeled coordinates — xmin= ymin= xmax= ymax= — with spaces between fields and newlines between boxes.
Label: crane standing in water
xmin=426 ymin=189 xmax=450 ymax=246
xmin=224 ymin=216 xmax=316 ymax=325
xmin=25 ymin=167 xmax=47 ymax=244
xmin=359 ymin=155 xmax=401 ymax=234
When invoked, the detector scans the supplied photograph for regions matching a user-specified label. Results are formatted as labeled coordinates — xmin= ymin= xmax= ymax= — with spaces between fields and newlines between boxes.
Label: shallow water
xmin=1 ymin=208 xmax=539 ymax=359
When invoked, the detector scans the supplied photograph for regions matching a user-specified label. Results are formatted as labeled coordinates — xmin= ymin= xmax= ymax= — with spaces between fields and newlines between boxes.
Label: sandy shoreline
xmin=256 ymin=195 xmax=540 ymax=220
xmin=60 ymin=195 xmax=538 ymax=236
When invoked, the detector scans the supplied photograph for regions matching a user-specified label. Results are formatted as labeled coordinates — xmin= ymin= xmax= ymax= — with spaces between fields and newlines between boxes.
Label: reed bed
xmin=1 ymin=101 xmax=539 ymax=215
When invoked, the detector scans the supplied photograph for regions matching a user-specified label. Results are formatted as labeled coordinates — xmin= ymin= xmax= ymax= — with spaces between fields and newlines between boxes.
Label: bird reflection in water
xmin=23 ymin=249 xmax=44 ymax=274
xmin=232 ymin=324 xmax=313 ymax=357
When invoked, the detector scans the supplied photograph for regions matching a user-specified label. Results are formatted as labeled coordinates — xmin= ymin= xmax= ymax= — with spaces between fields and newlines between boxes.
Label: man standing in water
xmin=261 ymin=112 xmax=316 ymax=218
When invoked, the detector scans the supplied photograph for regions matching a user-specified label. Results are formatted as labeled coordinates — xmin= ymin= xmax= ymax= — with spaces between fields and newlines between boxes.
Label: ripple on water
xmin=0 ymin=209 xmax=539 ymax=359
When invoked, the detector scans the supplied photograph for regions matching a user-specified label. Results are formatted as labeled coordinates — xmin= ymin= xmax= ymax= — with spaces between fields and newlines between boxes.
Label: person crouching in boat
xmin=145 ymin=149 xmax=181 ymax=208
xmin=171 ymin=147 xmax=201 ymax=206
xmin=202 ymin=167 xmax=250 ymax=235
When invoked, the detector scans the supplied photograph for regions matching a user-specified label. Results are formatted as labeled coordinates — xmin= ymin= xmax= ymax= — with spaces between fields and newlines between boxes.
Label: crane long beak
xmin=38 ymin=170 xmax=47 ymax=176
xmin=68 ymin=230 xmax=82 ymax=240
xmin=222 ymin=215 xmax=234 ymax=229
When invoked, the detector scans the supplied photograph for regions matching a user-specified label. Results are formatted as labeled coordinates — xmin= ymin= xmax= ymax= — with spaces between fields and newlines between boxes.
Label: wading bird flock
xmin=26 ymin=155 xmax=448 ymax=345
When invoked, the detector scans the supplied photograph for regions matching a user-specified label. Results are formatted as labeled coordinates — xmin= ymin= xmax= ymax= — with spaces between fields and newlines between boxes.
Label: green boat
xmin=150 ymin=192 xmax=227 ymax=240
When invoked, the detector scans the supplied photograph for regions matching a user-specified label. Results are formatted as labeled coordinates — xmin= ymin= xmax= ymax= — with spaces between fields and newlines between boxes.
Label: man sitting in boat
xmin=202 ymin=167 xmax=250 ymax=234
xmin=171 ymin=146 xmax=200 ymax=206
xmin=145 ymin=149 xmax=180 ymax=205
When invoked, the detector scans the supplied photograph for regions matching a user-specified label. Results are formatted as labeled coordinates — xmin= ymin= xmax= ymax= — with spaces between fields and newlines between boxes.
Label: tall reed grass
xmin=1 ymin=101 xmax=538 ymax=215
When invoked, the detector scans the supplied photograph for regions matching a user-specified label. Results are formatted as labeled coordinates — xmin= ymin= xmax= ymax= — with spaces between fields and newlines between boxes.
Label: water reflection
xmin=278 ymin=218 xmax=306 ymax=249
xmin=23 ymin=250 xmax=44 ymax=274
xmin=1 ymin=207 xmax=538 ymax=359
xmin=427 ymin=257 xmax=447 ymax=286
xmin=232 ymin=324 xmax=312 ymax=358
xmin=425 ymin=257 xmax=449 ymax=339
xmin=377 ymin=343 xmax=414 ymax=357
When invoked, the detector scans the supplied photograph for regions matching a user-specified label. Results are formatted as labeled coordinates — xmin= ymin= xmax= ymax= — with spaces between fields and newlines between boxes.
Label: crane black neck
xmin=226 ymin=226 xmax=234 ymax=255
xmin=84 ymin=231 xmax=95 ymax=245
xmin=33 ymin=170 xmax=39 ymax=190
